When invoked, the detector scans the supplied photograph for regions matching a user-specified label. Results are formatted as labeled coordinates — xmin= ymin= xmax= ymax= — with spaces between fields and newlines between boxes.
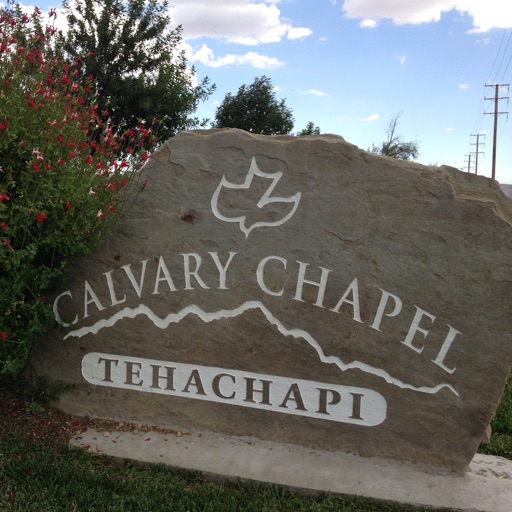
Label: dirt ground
xmin=0 ymin=375 xmax=183 ymax=445
xmin=0 ymin=376 xmax=87 ymax=444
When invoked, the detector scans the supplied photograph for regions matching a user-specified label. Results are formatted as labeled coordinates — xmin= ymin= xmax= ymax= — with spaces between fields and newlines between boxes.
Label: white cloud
xmin=360 ymin=18 xmax=378 ymax=28
xmin=288 ymin=27 xmax=314 ymax=40
xmin=395 ymin=55 xmax=407 ymax=66
xmin=301 ymin=89 xmax=329 ymax=96
xmin=191 ymin=43 xmax=214 ymax=66
xmin=458 ymin=83 xmax=470 ymax=90
xmin=342 ymin=0 xmax=512 ymax=32
xmin=444 ymin=127 xmax=455 ymax=132
xmin=190 ymin=44 xmax=284 ymax=69
xmin=169 ymin=0 xmax=312 ymax=44
xmin=364 ymin=113 xmax=380 ymax=121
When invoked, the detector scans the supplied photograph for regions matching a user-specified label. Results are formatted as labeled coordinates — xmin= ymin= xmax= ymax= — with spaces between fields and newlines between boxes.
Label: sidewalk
xmin=71 ymin=427 xmax=512 ymax=512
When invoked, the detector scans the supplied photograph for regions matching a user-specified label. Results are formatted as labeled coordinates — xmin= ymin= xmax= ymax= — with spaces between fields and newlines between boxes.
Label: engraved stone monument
xmin=32 ymin=128 xmax=512 ymax=472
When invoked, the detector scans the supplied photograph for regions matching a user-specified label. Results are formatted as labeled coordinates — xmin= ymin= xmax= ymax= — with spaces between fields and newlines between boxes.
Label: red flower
xmin=37 ymin=211 xmax=46 ymax=223
xmin=1 ymin=332 xmax=7 ymax=340
xmin=2 ymin=239 xmax=13 ymax=251
xmin=1 ymin=223 xmax=7 ymax=230
xmin=32 ymin=162 xmax=40 ymax=172
xmin=66 ymin=201 xmax=72 ymax=209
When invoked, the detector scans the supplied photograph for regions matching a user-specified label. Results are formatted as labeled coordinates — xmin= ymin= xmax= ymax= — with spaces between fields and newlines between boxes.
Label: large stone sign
xmin=32 ymin=128 xmax=512 ymax=472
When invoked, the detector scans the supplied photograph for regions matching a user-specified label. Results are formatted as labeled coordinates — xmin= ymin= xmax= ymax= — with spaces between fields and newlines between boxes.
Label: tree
xmin=214 ymin=76 xmax=294 ymax=135
xmin=59 ymin=0 xmax=215 ymax=142
xmin=296 ymin=121 xmax=321 ymax=136
xmin=370 ymin=111 xmax=419 ymax=161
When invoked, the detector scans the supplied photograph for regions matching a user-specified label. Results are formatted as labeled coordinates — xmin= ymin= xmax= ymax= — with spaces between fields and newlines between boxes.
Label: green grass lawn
xmin=0 ymin=372 xmax=510 ymax=512
xmin=0 ymin=430 xmax=456 ymax=512
xmin=478 ymin=372 xmax=512 ymax=459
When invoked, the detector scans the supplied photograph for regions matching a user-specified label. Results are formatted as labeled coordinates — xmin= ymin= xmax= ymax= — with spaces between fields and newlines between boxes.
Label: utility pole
xmin=484 ymin=84 xmax=509 ymax=180
xmin=470 ymin=133 xmax=485 ymax=175
xmin=464 ymin=153 xmax=473 ymax=173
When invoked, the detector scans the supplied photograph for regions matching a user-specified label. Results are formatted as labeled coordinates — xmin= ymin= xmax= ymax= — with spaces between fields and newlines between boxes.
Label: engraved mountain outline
xmin=64 ymin=300 xmax=459 ymax=396
xmin=210 ymin=157 xmax=302 ymax=238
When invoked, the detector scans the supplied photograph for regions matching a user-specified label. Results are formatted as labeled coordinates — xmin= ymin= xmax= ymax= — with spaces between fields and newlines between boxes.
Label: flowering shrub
xmin=0 ymin=5 xmax=158 ymax=375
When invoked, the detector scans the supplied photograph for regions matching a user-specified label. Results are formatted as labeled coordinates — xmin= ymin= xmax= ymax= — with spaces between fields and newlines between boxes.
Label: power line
xmin=467 ymin=28 xmax=510 ymax=174
xmin=493 ymin=30 xmax=512 ymax=83
xmin=499 ymin=50 xmax=512 ymax=84
xmin=471 ymin=91 xmax=487 ymax=136
xmin=488 ymin=30 xmax=507 ymax=83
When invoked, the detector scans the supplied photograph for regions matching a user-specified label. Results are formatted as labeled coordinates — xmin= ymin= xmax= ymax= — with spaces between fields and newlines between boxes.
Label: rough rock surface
xmin=500 ymin=184 xmax=512 ymax=198
xmin=32 ymin=129 xmax=512 ymax=471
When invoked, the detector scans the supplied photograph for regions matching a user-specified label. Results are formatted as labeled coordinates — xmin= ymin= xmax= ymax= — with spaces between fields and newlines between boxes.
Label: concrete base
xmin=70 ymin=428 xmax=512 ymax=512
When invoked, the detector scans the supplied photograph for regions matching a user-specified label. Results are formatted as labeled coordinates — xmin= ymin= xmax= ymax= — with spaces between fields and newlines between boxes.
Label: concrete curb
xmin=70 ymin=428 xmax=512 ymax=511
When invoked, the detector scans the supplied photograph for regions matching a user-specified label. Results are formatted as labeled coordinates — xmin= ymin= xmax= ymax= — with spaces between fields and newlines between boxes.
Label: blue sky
xmin=13 ymin=0 xmax=512 ymax=183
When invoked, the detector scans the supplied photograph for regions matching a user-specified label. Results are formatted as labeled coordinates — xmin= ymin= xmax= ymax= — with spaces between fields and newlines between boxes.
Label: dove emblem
xmin=210 ymin=157 xmax=302 ymax=238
